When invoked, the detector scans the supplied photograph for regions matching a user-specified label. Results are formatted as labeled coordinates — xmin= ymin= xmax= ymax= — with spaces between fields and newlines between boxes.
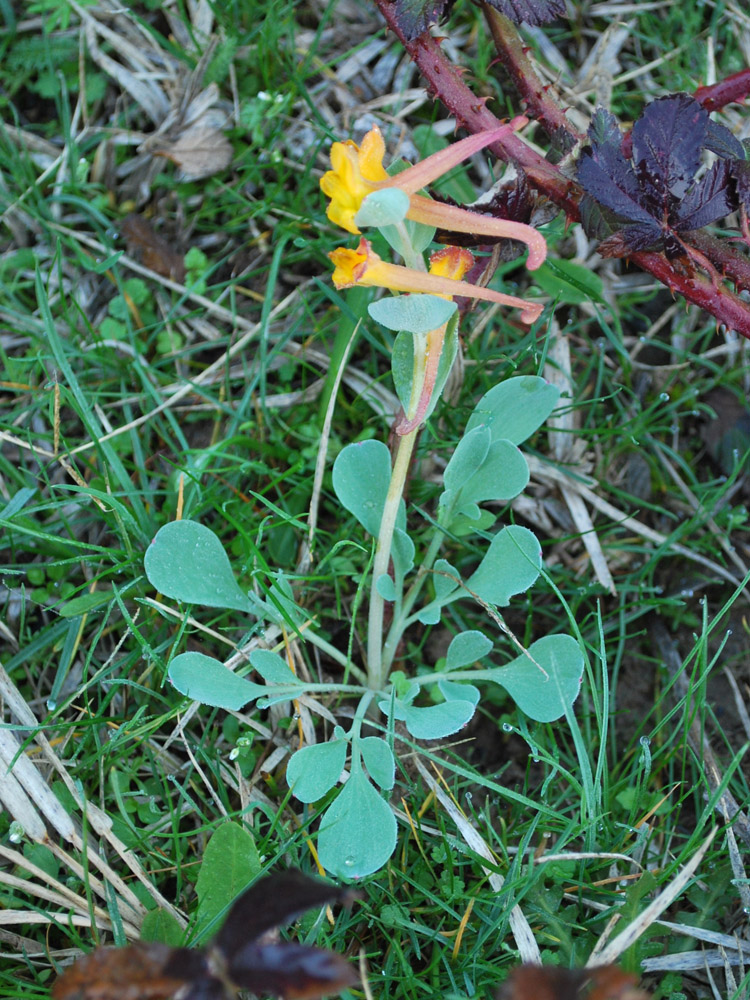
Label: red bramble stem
xmin=694 ymin=68 xmax=750 ymax=112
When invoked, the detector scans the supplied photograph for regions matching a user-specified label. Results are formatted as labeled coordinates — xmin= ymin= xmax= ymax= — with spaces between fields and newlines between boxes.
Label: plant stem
xmin=366 ymin=423 xmax=419 ymax=690
xmin=381 ymin=523 xmax=445 ymax=674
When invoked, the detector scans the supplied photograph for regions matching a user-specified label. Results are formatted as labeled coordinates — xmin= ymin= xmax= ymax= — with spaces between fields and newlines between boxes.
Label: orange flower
xmin=321 ymin=123 xmax=547 ymax=270
xmin=328 ymin=239 xmax=542 ymax=324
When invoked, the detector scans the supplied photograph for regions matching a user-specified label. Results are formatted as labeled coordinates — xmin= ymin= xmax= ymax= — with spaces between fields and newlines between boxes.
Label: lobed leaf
xmin=445 ymin=630 xmax=493 ymax=669
xmin=369 ymin=294 xmax=456 ymax=335
xmin=465 ymin=376 xmax=560 ymax=445
xmin=359 ymin=737 xmax=396 ymax=790
xmin=332 ymin=440 xmax=396 ymax=537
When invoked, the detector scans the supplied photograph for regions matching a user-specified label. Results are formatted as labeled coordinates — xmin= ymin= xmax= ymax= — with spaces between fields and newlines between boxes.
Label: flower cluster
xmin=319 ymin=121 xmax=548 ymax=430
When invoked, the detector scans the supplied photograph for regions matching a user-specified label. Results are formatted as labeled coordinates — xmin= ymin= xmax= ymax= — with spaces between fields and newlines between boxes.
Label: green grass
xmin=2 ymin=0 xmax=750 ymax=999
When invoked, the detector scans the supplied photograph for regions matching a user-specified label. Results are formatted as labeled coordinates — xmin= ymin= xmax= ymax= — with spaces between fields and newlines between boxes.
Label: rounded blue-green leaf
xmin=376 ymin=574 xmax=397 ymax=601
xmin=249 ymin=649 xmax=300 ymax=685
xmin=488 ymin=634 xmax=584 ymax=722
xmin=445 ymin=630 xmax=492 ymax=670
xmin=402 ymin=698 xmax=477 ymax=740
xmin=359 ymin=737 xmax=395 ymax=790
xmin=332 ymin=440 xmax=391 ymax=537
xmin=286 ymin=740 xmax=347 ymax=803
xmin=443 ymin=426 xmax=491 ymax=496
xmin=318 ymin=769 xmax=397 ymax=878
xmin=438 ymin=680 xmax=481 ymax=706
xmin=168 ymin=652 xmax=265 ymax=709
xmin=355 ymin=187 xmax=410 ymax=228
xmin=466 ymin=376 xmax=560 ymax=445
xmin=369 ymin=294 xmax=456 ymax=334
xmin=467 ymin=525 xmax=541 ymax=606
xmin=145 ymin=520 xmax=252 ymax=612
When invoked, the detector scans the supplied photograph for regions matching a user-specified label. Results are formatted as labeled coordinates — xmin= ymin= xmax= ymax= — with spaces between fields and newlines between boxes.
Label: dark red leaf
xmin=228 ymin=943 xmax=358 ymax=999
xmin=577 ymin=151 xmax=654 ymax=225
xmin=393 ymin=0 xmax=450 ymax=39
xmin=731 ymin=158 xmax=750 ymax=212
xmin=179 ymin=980 xmax=226 ymax=1000
xmin=597 ymin=224 xmax=662 ymax=257
xmin=52 ymin=943 xmax=196 ymax=1000
xmin=631 ymin=94 xmax=707 ymax=209
xmin=676 ymin=160 xmax=734 ymax=231
xmin=482 ymin=0 xmax=566 ymax=26
xmin=216 ymin=870 xmax=353 ymax=960
xmin=705 ymin=120 xmax=745 ymax=160
xmin=578 ymin=94 xmax=743 ymax=258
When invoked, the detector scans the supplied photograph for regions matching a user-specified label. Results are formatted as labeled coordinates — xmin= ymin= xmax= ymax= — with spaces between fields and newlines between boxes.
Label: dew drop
xmin=344 ymin=856 xmax=355 ymax=868
xmin=502 ymin=722 xmax=513 ymax=732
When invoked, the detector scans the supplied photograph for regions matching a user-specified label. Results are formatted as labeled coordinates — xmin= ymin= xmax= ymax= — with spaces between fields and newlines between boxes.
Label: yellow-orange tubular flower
xmin=328 ymin=239 xmax=543 ymax=325
xmin=320 ymin=123 xmax=547 ymax=271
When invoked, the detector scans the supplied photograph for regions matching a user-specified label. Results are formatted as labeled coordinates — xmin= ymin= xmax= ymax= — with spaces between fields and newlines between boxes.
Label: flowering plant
xmin=144 ymin=122 xmax=584 ymax=878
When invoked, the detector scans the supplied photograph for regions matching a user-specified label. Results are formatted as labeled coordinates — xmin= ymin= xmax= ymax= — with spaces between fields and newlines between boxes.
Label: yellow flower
xmin=328 ymin=239 xmax=542 ymax=324
xmin=321 ymin=122 xmax=547 ymax=270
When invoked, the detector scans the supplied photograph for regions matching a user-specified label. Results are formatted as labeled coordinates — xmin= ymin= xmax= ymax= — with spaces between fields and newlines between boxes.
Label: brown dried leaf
xmin=121 ymin=215 xmax=186 ymax=281
xmin=152 ymin=122 xmax=233 ymax=180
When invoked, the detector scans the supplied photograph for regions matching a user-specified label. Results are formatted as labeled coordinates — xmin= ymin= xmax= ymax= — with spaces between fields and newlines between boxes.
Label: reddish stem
xmin=694 ymin=68 xmax=750 ymax=112
xmin=631 ymin=250 xmax=750 ymax=336
xmin=482 ymin=4 xmax=583 ymax=150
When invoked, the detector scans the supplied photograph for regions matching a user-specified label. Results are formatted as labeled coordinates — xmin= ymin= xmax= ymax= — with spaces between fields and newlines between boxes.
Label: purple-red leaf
xmin=577 ymin=150 xmax=654 ymax=225
xmin=597 ymin=224 xmax=662 ymax=258
xmin=705 ymin=120 xmax=745 ymax=160
xmin=676 ymin=160 xmax=734 ymax=231
xmin=483 ymin=0 xmax=566 ymax=25
xmin=631 ymin=94 xmax=708 ymax=206
xmin=578 ymin=93 xmax=740 ymax=259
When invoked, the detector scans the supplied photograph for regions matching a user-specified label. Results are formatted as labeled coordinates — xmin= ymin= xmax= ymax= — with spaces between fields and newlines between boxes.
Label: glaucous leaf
xmin=401 ymin=697 xmax=477 ymax=740
xmin=286 ymin=740 xmax=347 ymax=803
xmin=317 ymin=769 xmax=397 ymax=878
xmin=359 ymin=737 xmax=395 ymax=790
xmin=355 ymin=188 xmax=410 ymax=228
xmin=145 ymin=520 xmax=252 ymax=612
xmin=249 ymin=649 xmax=300 ymax=685
xmin=487 ymin=634 xmax=583 ymax=721
xmin=467 ymin=525 xmax=542 ymax=606
xmin=369 ymin=294 xmax=457 ymax=335
xmin=332 ymin=440 xmax=394 ymax=537
xmin=465 ymin=376 xmax=560 ymax=445
xmin=168 ymin=652 xmax=265 ymax=710
xmin=445 ymin=630 xmax=493 ymax=670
